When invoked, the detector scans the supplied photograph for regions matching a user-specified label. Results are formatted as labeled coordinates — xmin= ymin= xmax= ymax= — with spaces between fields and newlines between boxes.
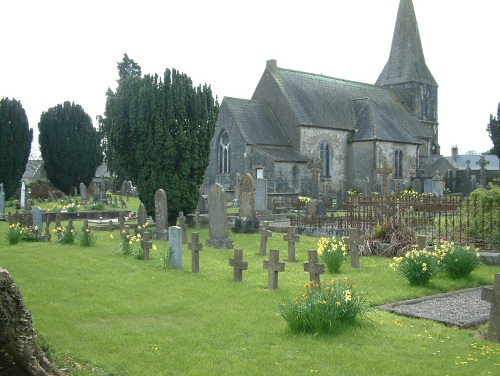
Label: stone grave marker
xmin=283 ymin=226 xmax=300 ymax=262
xmin=82 ymin=219 xmax=89 ymax=233
xmin=477 ymin=155 xmax=490 ymax=188
xmin=481 ymin=273 xmax=500 ymax=342
xmin=206 ymin=184 xmax=233 ymax=249
xmin=303 ymin=250 xmax=325 ymax=284
xmin=153 ymin=189 xmax=168 ymax=240
xmin=229 ymin=248 xmax=248 ymax=282
xmin=107 ymin=220 xmax=114 ymax=232
xmin=169 ymin=226 xmax=183 ymax=269
xmin=188 ymin=232 xmax=203 ymax=274
xmin=345 ymin=228 xmax=363 ymax=269
xmin=424 ymin=178 xmax=433 ymax=194
xmin=79 ymin=182 xmax=87 ymax=200
xmin=44 ymin=221 xmax=51 ymax=242
xmin=413 ymin=179 xmax=423 ymax=194
xmin=259 ymin=221 xmax=272 ymax=256
xmin=20 ymin=182 xmax=26 ymax=209
xmin=194 ymin=209 xmax=201 ymax=230
xmin=66 ymin=219 xmax=74 ymax=233
xmin=432 ymin=172 xmax=444 ymax=197
xmin=25 ymin=188 xmax=32 ymax=210
xmin=177 ymin=211 xmax=188 ymax=244
xmin=234 ymin=173 xmax=241 ymax=204
xmin=32 ymin=206 xmax=43 ymax=240
xmin=141 ymin=232 xmax=152 ymax=261
xmin=239 ymin=173 xmax=255 ymax=219
xmin=138 ymin=203 xmax=147 ymax=231
xmin=263 ymin=249 xmax=285 ymax=290
xmin=0 ymin=183 xmax=5 ymax=219
xmin=254 ymin=178 xmax=268 ymax=212
xmin=377 ymin=160 xmax=394 ymax=197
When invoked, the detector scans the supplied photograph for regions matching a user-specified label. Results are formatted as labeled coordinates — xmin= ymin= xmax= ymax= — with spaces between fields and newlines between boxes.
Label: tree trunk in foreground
xmin=0 ymin=268 xmax=64 ymax=375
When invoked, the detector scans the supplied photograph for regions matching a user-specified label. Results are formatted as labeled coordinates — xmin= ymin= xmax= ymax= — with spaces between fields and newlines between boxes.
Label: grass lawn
xmin=1 ymin=218 xmax=500 ymax=375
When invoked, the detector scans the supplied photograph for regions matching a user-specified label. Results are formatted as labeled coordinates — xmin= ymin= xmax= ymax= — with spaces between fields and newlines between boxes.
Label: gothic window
xmin=319 ymin=142 xmax=331 ymax=177
xmin=394 ymin=149 xmax=403 ymax=178
xmin=218 ymin=130 xmax=230 ymax=174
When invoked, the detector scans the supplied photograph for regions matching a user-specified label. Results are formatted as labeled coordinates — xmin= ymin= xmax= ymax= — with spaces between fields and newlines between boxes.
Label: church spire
xmin=376 ymin=0 xmax=436 ymax=86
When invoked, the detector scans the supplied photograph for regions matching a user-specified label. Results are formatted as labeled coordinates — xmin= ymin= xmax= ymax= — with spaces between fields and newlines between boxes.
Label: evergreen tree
xmin=0 ymin=98 xmax=33 ymax=199
xmin=100 ymin=56 xmax=218 ymax=224
xmin=39 ymin=102 xmax=102 ymax=194
xmin=487 ymin=102 xmax=500 ymax=159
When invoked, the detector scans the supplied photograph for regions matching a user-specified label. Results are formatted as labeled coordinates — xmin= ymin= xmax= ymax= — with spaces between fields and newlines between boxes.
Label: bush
xmin=317 ymin=236 xmax=348 ymax=273
xmin=390 ymin=249 xmax=441 ymax=286
xmin=276 ymin=278 xmax=370 ymax=335
xmin=434 ymin=241 xmax=482 ymax=279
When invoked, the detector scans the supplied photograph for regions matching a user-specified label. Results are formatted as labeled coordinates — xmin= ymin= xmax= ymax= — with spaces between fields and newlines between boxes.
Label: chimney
xmin=451 ymin=146 xmax=458 ymax=161
xmin=266 ymin=59 xmax=277 ymax=70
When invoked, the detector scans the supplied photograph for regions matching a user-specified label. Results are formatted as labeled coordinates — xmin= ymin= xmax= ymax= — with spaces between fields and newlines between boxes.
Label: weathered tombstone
xmin=234 ymin=173 xmax=241 ymax=204
xmin=32 ymin=206 xmax=43 ymax=240
xmin=229 ymin=248 xmax=248 ymax=282
xmin=306 ymin=156 xmax=326 ymax=215
xmin=254 ymin=178 xmax=268 ymax=212
xmin=239 ymin=173 xmax=256 ymax=219
xmin=177 ymin=211 xmax=188 ymax=244
xmin=138 ymin=203 xmax=147 ymax=230
xmin=66 ymin=219 xmax=74 ymax=233
xmin=206 ymin=184 xmax=233 ymax=249
xmin=169 ymin=226 xmax=183 ymax=268
xmin=118 ymin=212 xmax=126 ymax=232
xmin=432 ymin=172 xmax=444 ymax=197
xmin=377 ymin=161 xmax=394 ymax=197
xmin=344 ymin=228 xmax=362 ymax=268
xmin=82 ymin=219 xmax=89 ymax=233
xmin=263 ymin=249 xmax=285 ymax=290
xmin=194 ymin=209 xmax=201 ymax=230
xmin=462 ymin=160 xmax=473 ymax=197
xmin=141 ymin=232 xmax=152 ymax=261
xmin=107 ymin=220 xmax=114 ymax=232
xmin=0 ymin=182 xmax=4 ymax=219
xmin=283 ymin=226 xmax=300 ymax=262
xmin=303 ymin=250 xmax=325 ymax=284
xmin=481 ymin=273 xmax=500 ymax=342
xmin=20 ymin=181 xmax=26 ymax=209
xmin=477 ymin=155 xmax=490 ymax=188
xmin=93 ymin=184 xmax=100 ymax=203
xmin=79 ymin=182 xmax=87 ymax=200
xmin=413 ymin=179 xmax=423 ymax=194
xmin=417 ymin=234 xmax=427 ymax=250
xmin=188 ymin=232 xmax=203 ymax=274
xmin=424 ymin=178 xmax=433 ymax=194
xmin=259 ymin=221 xmax=272 ymax=256
xmin=25 ymin=188 xmax=32 ymax=211
xmin=362 ymin=177 xmax=371 ymax=197
xmin=44 ymin=221 xmax=52 ymax=242
xmin=153 ymin=189 xmax=168 ymax=240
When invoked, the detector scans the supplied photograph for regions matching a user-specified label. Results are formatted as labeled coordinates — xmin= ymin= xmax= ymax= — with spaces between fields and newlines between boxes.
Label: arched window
xmin=394 ymin=149 xmax=403 ymax=178
xmin=218 ymin=131 xmax=230 ymax=174
xmin=318 ymin=142 xmax=331 ymax=177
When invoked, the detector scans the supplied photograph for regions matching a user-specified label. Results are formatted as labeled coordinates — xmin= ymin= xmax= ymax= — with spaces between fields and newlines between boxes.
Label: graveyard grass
xmin=1 ymin=218 xmax=500 ymax=375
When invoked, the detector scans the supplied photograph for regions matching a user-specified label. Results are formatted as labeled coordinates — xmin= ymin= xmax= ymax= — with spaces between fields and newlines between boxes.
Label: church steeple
xmin=376 ymin=0 xmax=439 ymax=155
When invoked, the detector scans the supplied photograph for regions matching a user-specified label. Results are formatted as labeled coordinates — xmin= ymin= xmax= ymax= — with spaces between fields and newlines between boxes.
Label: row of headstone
xmin=234 ymin=173 xmax=268 ymax=214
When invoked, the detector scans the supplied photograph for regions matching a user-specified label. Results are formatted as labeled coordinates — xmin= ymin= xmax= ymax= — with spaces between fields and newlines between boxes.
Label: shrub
xmin=53 ymin=226 xmax=76 ymax=244
xmin=434 ymin=241 xmax=482 ymax=279
xmin=389 ymin=249 xmax=441 ymax=286
xmin=89 ymin=202 xmax=105 ymax=211
xmin=77 ymin=229 xmax=97 ymax=247
xmin=5 ymin=223 xmax=22 ymax=244
xmin=276 ymin=278 xmax=370 ymax=335
xmin=317 ymin=236 xmax=348 ymax=273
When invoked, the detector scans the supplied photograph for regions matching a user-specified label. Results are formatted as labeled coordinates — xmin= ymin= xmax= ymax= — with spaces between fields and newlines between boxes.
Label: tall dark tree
xmin=487 ymin=102 xmax=500 ymax=159
xmin=39 ymin=102 xmax=102 ymax=194
xmin=0 ymin=98 xmax=33 ymax=199
xmin=100 ymin=55 xmax=218 ymax=223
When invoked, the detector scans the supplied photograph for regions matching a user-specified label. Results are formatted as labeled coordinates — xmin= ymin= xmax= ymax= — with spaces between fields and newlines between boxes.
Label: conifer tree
xmin=487 ymin=102 xmax=500 ymax=159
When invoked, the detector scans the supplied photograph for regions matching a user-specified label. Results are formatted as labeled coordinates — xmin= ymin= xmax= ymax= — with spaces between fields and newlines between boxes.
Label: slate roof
xmin=446 ymin=155 xmax=500 ymax=171
xmin=256 ymin=146 xmax=310 ymax=163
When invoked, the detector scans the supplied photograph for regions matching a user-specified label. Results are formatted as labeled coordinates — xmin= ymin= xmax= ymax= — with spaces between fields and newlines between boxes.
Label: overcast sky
xmin=2 ymin=0 xmax=499 ymax=157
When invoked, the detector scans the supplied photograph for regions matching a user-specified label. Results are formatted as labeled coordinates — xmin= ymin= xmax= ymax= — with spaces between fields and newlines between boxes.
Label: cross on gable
xmin=259 ymin=221 xmax=273 ymax=256
xmin=188 ymin=232 xmax=203 ymax=274
xmin=263 ymin=249 xmax=285 ymax=290
xmin=481 ymin=273 xmax=500 ymax=342
xmin=303 ymin=250 xmax=325 ymax=284
xmin=229 ymin=248 xmax=248 ymax=282
xmin=283 ymin=226 xmax=300 ymax=262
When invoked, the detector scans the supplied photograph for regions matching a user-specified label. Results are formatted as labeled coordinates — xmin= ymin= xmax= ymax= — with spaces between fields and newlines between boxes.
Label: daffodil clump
xmin=434 ymin=241 xmax=482 ymax=279
xmin=20 ymin=225 xmax=40 ymax=242
xmin=317 ymin=236 xmax=348 ymax=273
xmin=53 ymin=226 xmax=76 ymax=244
xmin=389 ymin=249 xmax=441 ymax=286
xmin=77 ymin=228 xmax=97 ymax=247
xmin=276 ymin=278 xmax=370 ymax=335
xmin=6 ymin=222 xmax=23 ymax=244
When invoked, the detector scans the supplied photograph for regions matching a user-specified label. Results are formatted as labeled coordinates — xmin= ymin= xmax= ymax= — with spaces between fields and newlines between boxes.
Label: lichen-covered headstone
xmin=206 ymin=184 xmax=233 ymax=249
xmin=79 ymin=182 xmax=87 ymax=200
xmin=239 ymin=173 xmax=255 ymax=219
xmin=153 ymin=189 xmax=168 ymax=240
xmin=32 ymin=206 xmax=43 ymax=240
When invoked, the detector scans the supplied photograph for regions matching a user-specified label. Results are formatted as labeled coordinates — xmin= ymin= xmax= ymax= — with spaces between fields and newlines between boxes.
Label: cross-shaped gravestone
xmin=141 ymin=231 xmax=152 ymax=261
xmin=377 ymin=160 xmax=395 ymax=197
xmin=194 ymin=209 xmax=201 ymax=230
xmin=44 ymin=222 xmax=51 ymax=242
xmin=303 ymin=250 xmax=325 ymax=284
xmin=263 ymin=249 xmax=285 ymax=290
xmin=229 ymin=248 xmax=248 ymax=282
xmin=283 ymin=226 xmax=300 ymax=262
xmin=307 ymin=156 xmax=322 ymax=200
xmin=188 ymin=232 xmax=203 ymax=274
xmin=259 ymin=221 xmax=272 ymax=256
xmin=481 ymin=273 xmax=500 ymax=342
xmin=178 ymin=211 xmax=188 ymax=244
xmin=344 ymin=228 xmax=363 ymax=268
xmin=118 ymin=212 xmax=126 ymax=232
xmin=476 ymin=156 xmax=490 ymax=187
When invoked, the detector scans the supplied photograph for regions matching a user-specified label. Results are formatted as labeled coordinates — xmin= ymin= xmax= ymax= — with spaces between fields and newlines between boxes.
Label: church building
xmin=204 ymin=0 xmax=438 ymax=197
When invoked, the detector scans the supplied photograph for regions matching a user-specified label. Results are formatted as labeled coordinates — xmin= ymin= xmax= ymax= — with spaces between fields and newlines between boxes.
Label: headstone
xmin=413 ymin=179 xmax=423 ymax=194
xmin=424 ymin=179 xmax=433 ymax=194
xmin=377 ymin=161 xmax=394 ymax=197
xmin=138 ymin=203 xmax=147 ymax=230
xmin=481 ymin=273 xmax=500 ymax=342
xmin=462 ymin=160 xmax=473 ymax=197
xmin=177 ymin=211 xmax=188 ymax=244
xmin=239 ymin=173 xmax=255 ymax=219
xmin=234 ymin=173 xmax=241 ymax=204
xmin=283 ymin=226 xmax=300 ymax=262
xmin=194 ymin=209 xmax=201 ymax=230
xmin=188 ymin=232 xmax=203 ymax=274
xmin=206 ymin=184 xmax=233 ymax=249
xmin=432 ymin=172 xmax=444 ymax=197
xmin=263 ymin=249 xmax=285 ymax=290
xmin=307 ymin=156 xmax=322 ymax=200
xmin=107 ymin=220 xmax=114 ymax=232
xmin=141 ymin=232 xmax=152 ymax=261
xmin=362 ymin=177 xmax=371 ymax=197
xmin=169 ymin=226 xmax=183 ymax=269
xmin=79 ymin=182 xmax=87 ymax=200
xmin=229 ymin=248 xmax=248 ymax=282
xmin=254 ymin=178 xmax=268 ymax=212
xmin=0 ymin=183 xmax=5 ymax=219
xmin=32 ymin=206 xmax=43 ymax=239
xmin=66 ymin=219 xmax=74 ymax=233
xmin=25 ymin=188 xmax=31 ymax=210
xmin=303 ymin=250 xmax=325 ymax=284
xmin=153 ymin=189 xmax=168 ymax=240
xmin=20 ymin=182 xmax=26 ymax=209
xmin=259 ymin=221 xmax=272 ymax=256
xmin=344 ymin=228 xmax=363 ymax=268
xmin=44 ymin=222 xmax=52 ymax=242
xmin=476 ymin=156 xmax=490 ymax=188
xmin=93 ymin=184 xmax=100 ymax=203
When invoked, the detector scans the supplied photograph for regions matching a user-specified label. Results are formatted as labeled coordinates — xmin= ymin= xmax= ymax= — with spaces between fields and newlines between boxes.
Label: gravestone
xmin=432 ymin=172 xmax=444 ymax=197
xmin=141 ymin=232 xmax=152 ymax=261
xmin=138 ymin=203 xmax=147 ymax=230
xmin=229 ymin=248 xmax=248 ymax=282
xmin=462 ymin=160 xmax=473 ymax=197
xmin=177 ymin=211 xmax=188 ymax=244
xmin=481 ymin=273 xmax=500 ymax=342
xmin=263 ymin=249 xmax=285 ymax=290
xmin=32 ymin=206 xmax=43 ymax=240
xmin=377 ymin=161 xmax=394 ymax=197
xmin=424 ymin=179 xmax=433 ymax=194
xmin=362 ymin=177 xmax=371 ymax=197
xmin=306 ymin=156 xmax=326 ymax=215
xmin=0 ymin=182 xmax=5 ymax=219
xmin=194 ymin=209 xmax=201 ymax=230
xmin=107 ymin=220 xmax=114 ymax=232
xmin=254 ymin=178 xmax=268 ymax=212
xmin=344 ymin=228 xmax=362 ymax=268
xmin=283 ymin=226 xmax=300 ymax=262
xmin=303 ymin=250 xmax=325 ymax=284
xmin=476 ymin=155 xmax=490 ymax=188
xmin=153 ymin=189 xmax=168 ymax=240
xmin=188 ymin=232 xmax=203 ymax=274
xmin=169 ymin=226 xmax=183 ymax=269
xmin=239 ymin=173 xmax=255 ymax=219
xmin=79 ymin=182 xmax=87 ymax=200
xmin=259 ymin=221 xmax=272 ymax=256
xmin=20 ymin=181 xmax=26 ymax=209
xmin=25 ymin=188 xmax=32 ymax=211
xmin=93 ymin=184 xmax=100 ymax=203
xmin=413 ymin=179 xmax=423 ymax=194
xmin=234 ymin=173 xmax=241 ymax=204
xmin=44 ymin=222 xmax=52 ymax=242
xmin=206 ymin=184 xmax=233 ymax=249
